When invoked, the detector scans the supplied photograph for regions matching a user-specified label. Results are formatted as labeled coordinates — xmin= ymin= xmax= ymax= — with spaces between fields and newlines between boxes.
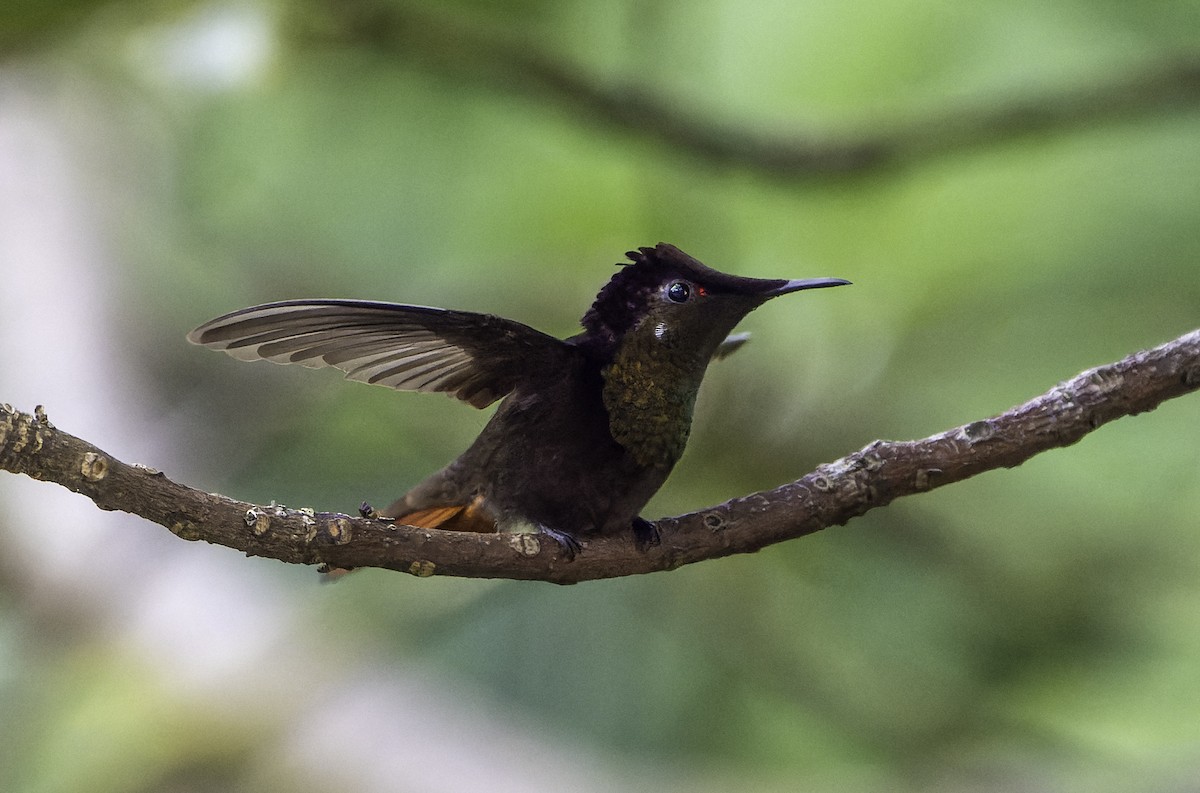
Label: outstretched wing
xmin=187 ymin=299 xmax=573 ymax=408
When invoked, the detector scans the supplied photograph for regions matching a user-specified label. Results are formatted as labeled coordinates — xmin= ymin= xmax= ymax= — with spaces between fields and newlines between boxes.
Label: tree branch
xmin=298 ymin=2 xmax=1200 ymax=178
xmin=2 ymin=329 xmax=1198 ymax=584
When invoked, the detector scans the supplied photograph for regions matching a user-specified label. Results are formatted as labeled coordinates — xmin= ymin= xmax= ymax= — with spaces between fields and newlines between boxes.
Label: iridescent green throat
xmin=601 ymin=321 xmax=706 ymax=469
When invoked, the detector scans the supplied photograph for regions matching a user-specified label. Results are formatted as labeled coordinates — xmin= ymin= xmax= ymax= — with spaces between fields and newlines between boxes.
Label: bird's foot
xmin=631 ymin=517 xmax=661 ymax=552
xmin=538 ymin=526 xmax=582 ymax=561
xmin=359 ymin=501 xmax=385 ymax=519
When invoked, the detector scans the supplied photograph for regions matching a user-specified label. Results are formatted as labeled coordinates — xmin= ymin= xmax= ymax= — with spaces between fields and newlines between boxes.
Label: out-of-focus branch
xmin=295 ymin=2 xmax=1200 ymax=177
xmin=3 ymin=329 xmax=1197 ymax=584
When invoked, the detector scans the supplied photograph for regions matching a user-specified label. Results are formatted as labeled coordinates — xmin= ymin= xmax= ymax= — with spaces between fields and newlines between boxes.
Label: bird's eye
xmin=666 ymin=281 xmax=691 ymax=303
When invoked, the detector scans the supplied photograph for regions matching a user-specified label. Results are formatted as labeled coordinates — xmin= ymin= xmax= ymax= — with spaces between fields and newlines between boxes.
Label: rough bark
xmin=2 ymin=329 xmax=1197 ymax=584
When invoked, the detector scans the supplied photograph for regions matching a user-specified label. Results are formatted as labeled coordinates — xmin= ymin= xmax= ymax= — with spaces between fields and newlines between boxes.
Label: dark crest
xmin=579 ymin=243 xmax=787 ymax=350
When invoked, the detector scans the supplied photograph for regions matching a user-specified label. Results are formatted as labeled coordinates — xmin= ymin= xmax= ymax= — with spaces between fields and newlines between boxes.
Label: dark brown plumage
xmin=188 ymin=243 xmax=849 ymax=556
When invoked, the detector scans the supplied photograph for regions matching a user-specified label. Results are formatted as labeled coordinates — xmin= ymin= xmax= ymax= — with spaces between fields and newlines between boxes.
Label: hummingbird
xmin=188 ymin=243 xmax=849 ymax=558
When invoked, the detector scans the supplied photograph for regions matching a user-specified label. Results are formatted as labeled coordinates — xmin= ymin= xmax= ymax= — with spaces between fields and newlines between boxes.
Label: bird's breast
xmin=601 ymin=331 xmax=706 ymax=469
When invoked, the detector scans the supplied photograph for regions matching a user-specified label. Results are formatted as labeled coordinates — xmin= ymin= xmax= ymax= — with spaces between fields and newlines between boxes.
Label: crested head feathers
xmin=579 ymin=243 xmax=787 ymax=350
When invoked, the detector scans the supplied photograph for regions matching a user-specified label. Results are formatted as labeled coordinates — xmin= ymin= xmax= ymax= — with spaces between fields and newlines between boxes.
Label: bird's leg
xmin=538 ymin=526 xmax=582 ymax=561
xmin=631 ymin=516 xmax=661 ymax=551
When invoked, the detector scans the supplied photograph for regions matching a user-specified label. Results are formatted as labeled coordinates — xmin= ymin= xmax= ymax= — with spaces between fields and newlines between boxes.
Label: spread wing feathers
xmin=187 ymin=299 xmax=573 ymax=408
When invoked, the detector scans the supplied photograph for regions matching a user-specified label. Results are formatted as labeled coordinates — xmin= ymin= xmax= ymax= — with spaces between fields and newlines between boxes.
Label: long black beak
xmin=767 ymin=277 xmax=852 ymax=297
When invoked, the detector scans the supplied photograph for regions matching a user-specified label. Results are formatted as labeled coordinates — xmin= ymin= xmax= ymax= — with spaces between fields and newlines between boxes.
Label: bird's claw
xmin=538 ymin=526 xmax=582 ymax=561
xmin=632 ymin=517 xmax=661 ymax=552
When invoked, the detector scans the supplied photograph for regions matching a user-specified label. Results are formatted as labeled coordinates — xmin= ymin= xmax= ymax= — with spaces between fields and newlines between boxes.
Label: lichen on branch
xmin=1 ymin=328 xmax=1198 ymax=584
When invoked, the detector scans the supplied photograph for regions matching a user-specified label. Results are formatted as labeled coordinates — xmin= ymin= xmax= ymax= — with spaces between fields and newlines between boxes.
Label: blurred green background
xmin=1 ymin=1 xmax=1199 ymax=791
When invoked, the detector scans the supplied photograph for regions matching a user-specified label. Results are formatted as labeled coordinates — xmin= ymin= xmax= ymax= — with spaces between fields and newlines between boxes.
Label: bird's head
xmin=580 ymin=243 xmax=849 ymax=361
